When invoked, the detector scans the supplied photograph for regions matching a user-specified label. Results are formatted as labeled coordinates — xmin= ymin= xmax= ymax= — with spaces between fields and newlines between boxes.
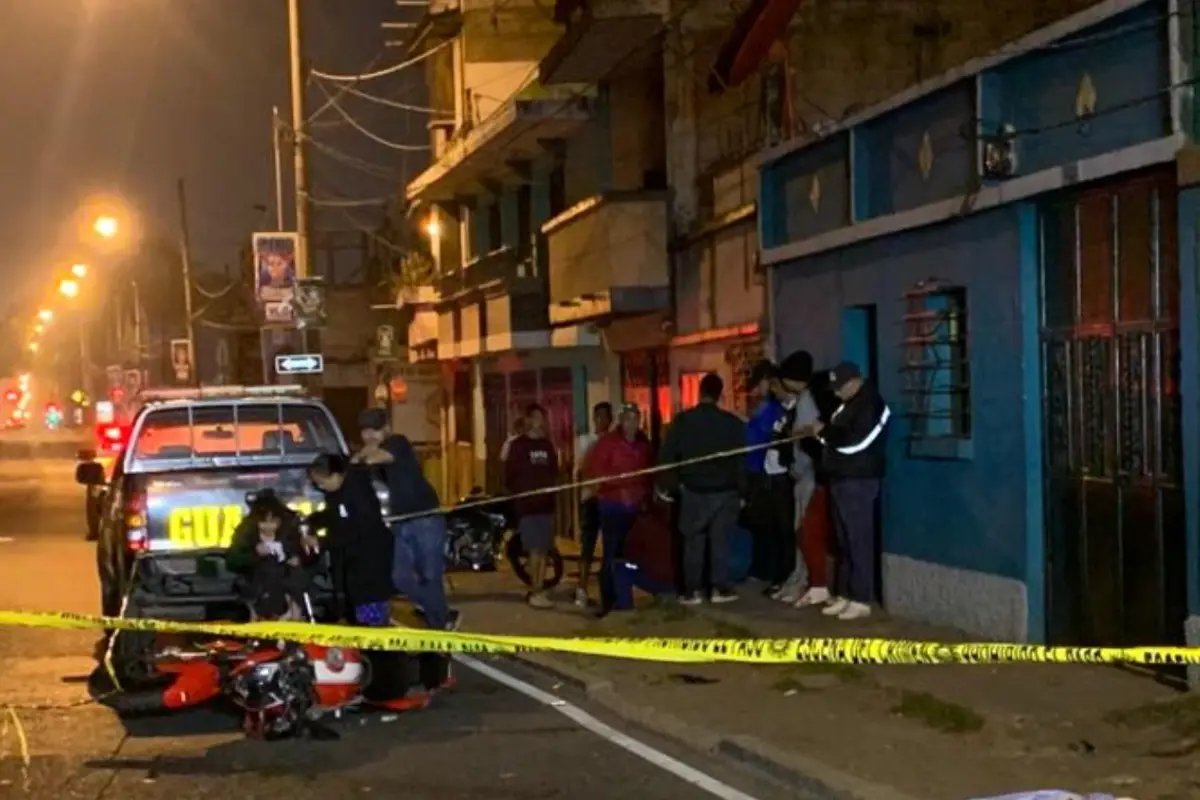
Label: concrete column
xmin=471 ymin=358 xmax=487 ymax=486
xmin=663 ymin=19 xmax=698 ymax=231
xmin=1176 ymin=179 xmax=1200 ymax=688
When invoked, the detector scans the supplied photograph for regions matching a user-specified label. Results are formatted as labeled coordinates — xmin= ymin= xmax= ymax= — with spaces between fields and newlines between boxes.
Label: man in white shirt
xmin=573 ymin=402 xmax=613 ymax=607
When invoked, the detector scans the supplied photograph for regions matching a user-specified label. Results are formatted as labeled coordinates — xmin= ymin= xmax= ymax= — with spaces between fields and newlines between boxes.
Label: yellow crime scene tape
xmin=1 ymin=426 xmax=1192 ymax=690
xmin=2 ymin=609 xmax=1199 ymax=666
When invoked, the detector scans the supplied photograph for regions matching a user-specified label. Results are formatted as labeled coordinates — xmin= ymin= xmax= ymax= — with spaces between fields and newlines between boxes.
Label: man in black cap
xmin=797 ymin=361 xmax=890 ymax=621
xmin=356 ymin=407 xmax=460 ymax=631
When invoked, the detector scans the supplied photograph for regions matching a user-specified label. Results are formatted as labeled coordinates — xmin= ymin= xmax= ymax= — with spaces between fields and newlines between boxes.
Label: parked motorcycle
xmin=444 ymin=488 xmax=564 ymax=590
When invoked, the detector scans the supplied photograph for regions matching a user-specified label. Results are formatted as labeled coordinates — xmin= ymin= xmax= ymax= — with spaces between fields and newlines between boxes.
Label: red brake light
xmin=4 ymin=390 xmax=17 ymax=402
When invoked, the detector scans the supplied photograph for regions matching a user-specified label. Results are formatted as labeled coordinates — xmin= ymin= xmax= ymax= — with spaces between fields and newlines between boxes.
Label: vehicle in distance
xmin=76 ymin=385 xmax=352 ymax=685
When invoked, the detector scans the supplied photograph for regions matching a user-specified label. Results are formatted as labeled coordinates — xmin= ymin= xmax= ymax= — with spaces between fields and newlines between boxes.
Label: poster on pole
xmin=252 ymin=232 xmax=298 ymax=326
xmin=292 ymin=277 xmax=326 ymax=328
xmin=170 ymin=339 xmax=193 ymax=385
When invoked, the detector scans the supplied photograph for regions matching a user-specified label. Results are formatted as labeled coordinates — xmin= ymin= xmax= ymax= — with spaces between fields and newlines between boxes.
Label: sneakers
xmin=678 ymin=593 xmax=704 ymax=606
xmin=821 ymin=597 xmax=850 ymax=616
xmin=710 ymin=590 xmax=739 ymax=605
xmin=794 ymin=586 xmax=831 ymax=608
xmin=527 ymin=592 xmax=554 ymax=610
xmin=444 ymin=609 xmax=462 ymax=631
xmin=836 ymin=601 xmax=871 ymax=621
xmin=573 ymin=588 xmax=589 ymax=608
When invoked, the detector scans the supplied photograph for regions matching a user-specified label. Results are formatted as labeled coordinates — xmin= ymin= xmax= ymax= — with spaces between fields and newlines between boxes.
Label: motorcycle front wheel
xmin=503 ymin=535 xmax=564 ymax=590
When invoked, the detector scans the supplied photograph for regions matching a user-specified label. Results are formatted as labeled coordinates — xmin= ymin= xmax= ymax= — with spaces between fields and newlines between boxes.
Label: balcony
xmin=434 ymin=247 xmax=552 ymax=357
xmin=406 ymin=83 xmax=595 ymax=204
xmin=538 ymin=0 xmax=668 ymax=85
xmin=544 ymin=192 xmax=670 ymax=325
xmin=436 ymin=246 xmax=541 ymax=300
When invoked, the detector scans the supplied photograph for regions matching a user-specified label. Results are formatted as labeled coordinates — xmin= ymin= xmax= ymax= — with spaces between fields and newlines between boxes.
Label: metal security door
xmin=1041 ymin=173 xmax=1186 ymax=661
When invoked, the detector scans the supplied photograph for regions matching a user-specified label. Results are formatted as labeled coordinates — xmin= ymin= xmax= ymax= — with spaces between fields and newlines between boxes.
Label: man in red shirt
xmin=584 ymin=403 xmax=653 ymax=616
xmin=504 ymin=404 xmax=560 ymax=608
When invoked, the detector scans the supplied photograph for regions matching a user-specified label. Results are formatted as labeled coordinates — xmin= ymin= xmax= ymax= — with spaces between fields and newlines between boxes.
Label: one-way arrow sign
xmin=275 ymin=353 xmax=324 ymax=375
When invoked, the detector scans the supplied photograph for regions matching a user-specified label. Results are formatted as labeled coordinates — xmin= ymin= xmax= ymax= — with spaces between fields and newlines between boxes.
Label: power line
xmin=306 ymin=193 xmax=394 ymax=208
xmin=310 ymin=39 xmax=452 ymax=83
xmin=312 ymin=79 xmax=430 ymax=151
xmin=335 ymin=83 xmax=453 ymax=117
xmin=306 ymin=134 xmax=408 ymax=181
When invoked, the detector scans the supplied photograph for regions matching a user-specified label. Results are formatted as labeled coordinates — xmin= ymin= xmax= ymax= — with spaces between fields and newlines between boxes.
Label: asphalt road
xmin=0 ymin=457 xmax=796 ymax=799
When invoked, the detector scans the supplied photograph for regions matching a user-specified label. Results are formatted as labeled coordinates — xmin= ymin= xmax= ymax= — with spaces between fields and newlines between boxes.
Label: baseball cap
xmin=358 ymin=407 xmax=388 ymax=431
xmin=828 ymin=361 xmax=862 ymax=391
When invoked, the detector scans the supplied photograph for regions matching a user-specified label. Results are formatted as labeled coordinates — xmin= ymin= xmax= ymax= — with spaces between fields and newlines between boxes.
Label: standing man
xmin=574 ymin=402 xmax=613 ymax=607
xmin=584 ymin=402 xmax=652 ymax=616
xmin=657 ymin=373 xmax=746 ymax=605
xmin=775 ymin=351 xmax=822 ymax=604
xmin=798 ymin=361 xmax=890 ymax=621
xmin=505 ymin=404 xmax=560 ymax=609
xmin=356 ymin=408 xmax=460 ymax=631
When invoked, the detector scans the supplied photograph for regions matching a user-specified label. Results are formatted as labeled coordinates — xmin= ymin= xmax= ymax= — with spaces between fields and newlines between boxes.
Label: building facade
xmin=756 ymin=0 xmax=1198 ymax=678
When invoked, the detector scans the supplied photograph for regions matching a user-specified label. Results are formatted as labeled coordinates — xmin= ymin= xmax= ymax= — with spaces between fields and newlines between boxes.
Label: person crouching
xmin=226 ymin=489 xmax=308 ymax=621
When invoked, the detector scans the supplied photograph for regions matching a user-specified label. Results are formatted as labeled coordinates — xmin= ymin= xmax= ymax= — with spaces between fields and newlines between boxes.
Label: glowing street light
xmin=28 ymin=342 xmax=38 ymax=354
xmin=93 ymin=215 xmax=119 ymax=239
xmin=58 ymin=278 xmax=79 ymax=298
xmin=424 ymin=217 xmax=441 ymax=238
xmin=33 ymin=324 xmax=43 ymax=335
xmin=37 ymin=309 xmax=52 ymax=322
xmin=71 ymin=263 xmax=88 ymax=278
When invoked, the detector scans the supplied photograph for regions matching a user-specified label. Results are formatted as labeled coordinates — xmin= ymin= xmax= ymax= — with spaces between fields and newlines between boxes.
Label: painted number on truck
xmin=165 ymin=499 xmax=323 ymax=548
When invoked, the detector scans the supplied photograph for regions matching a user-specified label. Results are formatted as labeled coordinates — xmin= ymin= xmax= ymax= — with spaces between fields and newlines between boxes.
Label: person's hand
xmin=287 ymin=556 xmax=301 ymax=567
xmin=654 ymin=489 xmax=674 ymax=504
xmin=349 ymin=451 xmax=364 ymax=464
xmin=255 ymin=542 xmax=272 ymax=556
xmin=811 ymin=421 xmax=825 ymax=436
xmin=301 ymin=535 xmax=320 ymax=555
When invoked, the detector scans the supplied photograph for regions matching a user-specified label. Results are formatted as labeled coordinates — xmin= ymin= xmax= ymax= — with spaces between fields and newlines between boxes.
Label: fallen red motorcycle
xmin=104 ymin=634 xmax=452 ymax=740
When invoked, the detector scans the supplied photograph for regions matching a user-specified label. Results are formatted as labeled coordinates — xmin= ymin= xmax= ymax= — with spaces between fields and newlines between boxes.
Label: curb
xmin=506 ymin=651 xmax=921 ymax=800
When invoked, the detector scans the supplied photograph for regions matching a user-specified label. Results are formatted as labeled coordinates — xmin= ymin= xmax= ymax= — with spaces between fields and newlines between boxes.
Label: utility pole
xmin=176 ymin=177 xmax=199 ymax=387
xmin=272 ymin=106 xmax=285 ymax=230
xmin=287 ymin=0 xmax=310 ymax=277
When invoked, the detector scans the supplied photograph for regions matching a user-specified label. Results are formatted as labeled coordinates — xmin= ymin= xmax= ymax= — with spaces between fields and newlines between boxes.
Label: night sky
xmin=0 ymin=0 xmax=426 ymax=310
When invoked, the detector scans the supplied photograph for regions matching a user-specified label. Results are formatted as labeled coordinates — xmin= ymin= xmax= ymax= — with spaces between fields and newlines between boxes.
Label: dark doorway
xmin=1040 ymin=172 xmax=1186 ymax=678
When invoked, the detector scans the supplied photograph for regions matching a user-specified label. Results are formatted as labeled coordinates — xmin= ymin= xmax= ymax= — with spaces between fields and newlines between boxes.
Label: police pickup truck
xmin=75 ymin=385 xmax=360 ymax=685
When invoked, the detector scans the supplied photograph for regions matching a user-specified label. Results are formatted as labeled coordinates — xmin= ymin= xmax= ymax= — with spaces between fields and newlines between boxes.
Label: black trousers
xmin=748 ymin=473 xmax=796 ymax=586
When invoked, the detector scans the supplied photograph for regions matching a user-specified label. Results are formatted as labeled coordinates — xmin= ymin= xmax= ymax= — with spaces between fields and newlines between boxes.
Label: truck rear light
xmin=125 ymin=491 xmax=148 ymax=551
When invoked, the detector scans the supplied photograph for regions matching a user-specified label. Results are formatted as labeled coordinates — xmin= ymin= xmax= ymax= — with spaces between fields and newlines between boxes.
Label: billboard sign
xmin=252 ymin=232 xmax=299 ymax=326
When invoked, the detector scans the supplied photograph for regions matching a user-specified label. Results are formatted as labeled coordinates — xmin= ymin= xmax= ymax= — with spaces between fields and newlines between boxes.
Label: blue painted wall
xmin=856 ymin=80 xmax=976 ymax=218
xmin=987 ymin=4 xmax=1167 ymax=176
xmin=761 ymin=133 xmax=850 ymax=249
xmin=772 ymin=208 xmax=1030 ymax=581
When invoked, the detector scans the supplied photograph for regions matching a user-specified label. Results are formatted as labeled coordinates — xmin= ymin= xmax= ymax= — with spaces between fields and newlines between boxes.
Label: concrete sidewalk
xmin=436 ymin=559 xmax=1199 ymax=800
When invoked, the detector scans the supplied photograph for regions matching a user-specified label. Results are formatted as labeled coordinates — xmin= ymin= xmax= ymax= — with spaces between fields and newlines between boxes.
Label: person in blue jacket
xmin=744 ymin=353 xmax=812 ymax=593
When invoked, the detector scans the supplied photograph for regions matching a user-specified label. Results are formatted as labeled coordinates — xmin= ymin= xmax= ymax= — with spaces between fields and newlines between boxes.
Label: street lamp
xmin=71 ymin=263 xmax=88 ymax=278
xmin=27 ymin=342 xmax=38 ymax=354
xmin=37 ymin=309 xmax=52 ymax=322
xmin=93 ymin=215 xmax=119 ymax=239
xmin=33 ymin=323 xmax=43 ymax=335
xmin=58 ymin=278 xmax=79 ymax=298
xmin=424 ymin=217 xmax=441 ymax=238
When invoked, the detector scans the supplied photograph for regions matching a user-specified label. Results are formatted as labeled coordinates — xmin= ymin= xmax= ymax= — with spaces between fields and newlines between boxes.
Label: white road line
xmin=0 ymin=537 xmax=14 ymax=544
xmin=455 ymin=654 xmax=760 ymax=800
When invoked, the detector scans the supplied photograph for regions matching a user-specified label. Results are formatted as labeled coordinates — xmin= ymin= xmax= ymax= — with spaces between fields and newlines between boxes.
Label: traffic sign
xmin=275 ymin=353 xmax=324 ymax=375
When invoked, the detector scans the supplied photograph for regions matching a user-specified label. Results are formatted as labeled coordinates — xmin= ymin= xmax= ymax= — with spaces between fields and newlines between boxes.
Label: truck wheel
xmin=106 ymin=602 xmax=159 ymax=689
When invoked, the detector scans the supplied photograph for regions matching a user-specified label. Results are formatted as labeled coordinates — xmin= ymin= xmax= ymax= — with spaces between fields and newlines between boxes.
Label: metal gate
xmin=1040 ymin=172 xmax=1186 ymax=658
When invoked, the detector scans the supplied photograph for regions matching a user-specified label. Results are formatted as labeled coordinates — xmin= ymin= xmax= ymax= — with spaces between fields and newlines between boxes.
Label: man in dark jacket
xmin=798 ymin=361 xmax=890 ymax=621
xmin=306 ymin=453 xmax=396 ymax=626
xmin=657 ymin=373 xmax=746 ymax=605
xmin=356 ymin=408 xmax=459 ymax=631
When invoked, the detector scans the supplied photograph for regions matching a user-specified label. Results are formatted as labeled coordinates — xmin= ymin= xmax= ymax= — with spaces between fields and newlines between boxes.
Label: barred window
xmin=900 ymin=280 xmax=971 ymax=454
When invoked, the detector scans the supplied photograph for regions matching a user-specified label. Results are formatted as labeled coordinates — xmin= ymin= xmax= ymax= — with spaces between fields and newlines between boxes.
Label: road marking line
xmin=0 ymin=538 xmax=14 ymax=544
xmin=455 ymin=654 xmax=760 ymax=800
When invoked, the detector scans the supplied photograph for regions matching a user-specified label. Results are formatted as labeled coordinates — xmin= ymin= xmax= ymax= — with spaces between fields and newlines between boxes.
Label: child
xmin=226 ymin=490 xmax=308 ymax=621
